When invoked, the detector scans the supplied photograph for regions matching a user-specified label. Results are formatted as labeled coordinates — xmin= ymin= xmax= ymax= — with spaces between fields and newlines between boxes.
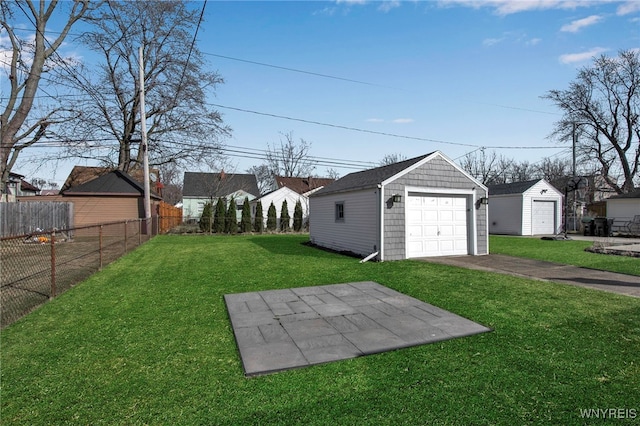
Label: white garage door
xmin=532 ymin=200 xmax=556 ymax=235
xmin=406 ymin=194 xmax=468 ymax=257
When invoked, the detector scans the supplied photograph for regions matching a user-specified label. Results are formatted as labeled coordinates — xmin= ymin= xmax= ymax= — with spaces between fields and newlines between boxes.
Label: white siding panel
xmin=606 ymin=199 xmax=640 ymax=222
xmin=309 ymin=189 xmax=379 ymax=257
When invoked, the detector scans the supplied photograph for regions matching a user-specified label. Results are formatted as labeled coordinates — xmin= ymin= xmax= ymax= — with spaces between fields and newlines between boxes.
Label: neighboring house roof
xmin=61 ymin=166 xmax=161 ymax=192
xmin=607 ymin=189 xmax=640 ymax=199
xmin=183 ymin=172 xmax=260 ymax=198
xmin=62 ymin=170 xmax=161 ymax=199
xmin=39 ymin=189 xmax=60 ymax=196
xmin=19 ymin=179 xmax=40 ymax=193
xmin=253 ymin=186 xmax=302 ymax=202
xmin=274 ymin=176 xmax=335 ymax=195
xmin=311 ymin=153 xmax=435 ymax=197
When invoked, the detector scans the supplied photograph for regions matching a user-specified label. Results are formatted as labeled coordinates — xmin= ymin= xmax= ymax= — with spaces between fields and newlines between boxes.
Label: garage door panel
xmin=439 ymin=210 xmax=454 ymax=221
xmin=439 ymin=225 xmax=454 ymax=236
xmin=423 ymin=211 xmax=438 ymax=221
xmin=408 ymin=225 xmax=423 ymax=237
xmin=532 ymin=201 xmax=556 ymax=235
xmin=423 ymin=225 xmax=438 ymax=236
xmin=454 ymin=210 xmax=467 ymax=221
xmin=407 ymin=194 xmax=469 ymax=258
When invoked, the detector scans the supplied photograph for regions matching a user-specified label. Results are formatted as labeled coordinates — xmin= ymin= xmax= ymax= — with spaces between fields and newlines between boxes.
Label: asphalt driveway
xmin=420 ymin=253 xmax=640 ymax=298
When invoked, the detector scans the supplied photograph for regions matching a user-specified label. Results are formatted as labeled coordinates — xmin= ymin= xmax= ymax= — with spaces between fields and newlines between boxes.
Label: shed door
xmin=532 ymin=200 xmax=556 ymax=235
xmin=406 ymin=194 xmax=468 ymax=257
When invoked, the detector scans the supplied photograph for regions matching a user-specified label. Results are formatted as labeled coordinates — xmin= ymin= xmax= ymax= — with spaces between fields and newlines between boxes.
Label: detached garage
xmin=487 ymin=179 xmax=563 ymax=236
xmin=309 ymin=151 xmax=488 ymax=261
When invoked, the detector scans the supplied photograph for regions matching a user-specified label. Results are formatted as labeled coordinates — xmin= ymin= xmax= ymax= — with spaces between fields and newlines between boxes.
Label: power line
xmin=208 ymin=103 xmax=479 ymax=148
xmin=204 ymin=52 xmax=395 ymax=89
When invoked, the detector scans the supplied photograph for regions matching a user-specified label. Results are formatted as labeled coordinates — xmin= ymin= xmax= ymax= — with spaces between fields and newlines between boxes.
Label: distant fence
xmin=0 ymin=215 xmax=182 ymax=329
xmin=0 ymin=201 xmax=74 ymax=237
xmin=158 ymin=201 xmax=182 ymax=234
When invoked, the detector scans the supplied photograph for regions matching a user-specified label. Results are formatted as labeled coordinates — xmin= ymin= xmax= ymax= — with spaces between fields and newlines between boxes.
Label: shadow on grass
xmin=248 ymin=235 xmax=363 ymax=261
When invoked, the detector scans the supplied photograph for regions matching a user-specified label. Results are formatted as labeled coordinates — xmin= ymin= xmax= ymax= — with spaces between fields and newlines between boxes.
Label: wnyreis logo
xmin=579 ymin=408 xmax=637 ymax=419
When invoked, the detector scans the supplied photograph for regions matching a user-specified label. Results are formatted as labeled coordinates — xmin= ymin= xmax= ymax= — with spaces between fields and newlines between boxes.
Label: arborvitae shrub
xmin=293 ymin=199 xmax=303 ymax=232
xmin=199 ymin=202 xmax=213 ymax=233
xmin=254 ymin=201 xmax=264 ymax=233
xmin=240 ymin=197 xmax=252 ymax=233
xmin=214 ymin=198 xmax=226 ymax=233
xmin=280 ymin=199 xmax=290 ymax=232
xmin=266 ymin=202 xmax=277 ymax=231
xmin=226 ymin=198 xmax=237 ymax=234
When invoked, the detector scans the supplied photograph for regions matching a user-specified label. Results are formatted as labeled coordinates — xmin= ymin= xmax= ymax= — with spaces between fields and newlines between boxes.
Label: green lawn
xmin=490 ymin=235 xmax=640 ymax=276
xmin=2 ymin=235 xmax=639 ymax=425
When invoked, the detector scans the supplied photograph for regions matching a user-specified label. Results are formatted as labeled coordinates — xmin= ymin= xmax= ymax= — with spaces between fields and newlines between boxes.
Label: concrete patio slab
xmin=224 ymin=281 xmax=491 ymax=377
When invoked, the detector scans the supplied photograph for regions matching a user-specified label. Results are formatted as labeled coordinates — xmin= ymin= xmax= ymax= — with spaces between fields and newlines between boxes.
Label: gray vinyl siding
xmin=309 ymin=189 xmax=380 ymax=258
xmin=488 ymin=195 xmax=524 ymax=235
xmin=383 ymin=157 xmax=488 ymax=260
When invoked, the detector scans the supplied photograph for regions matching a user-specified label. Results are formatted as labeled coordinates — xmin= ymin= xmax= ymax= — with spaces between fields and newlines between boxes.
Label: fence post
xmin=50 ymin=230 xmax=56 ymax=299
xmin=99 ymin=225 xmax=103 ymax=270
xmin=139 ymin=218 xmax=143 ymax=245
xmin=124 ymin=220 xmax=128 ymax=254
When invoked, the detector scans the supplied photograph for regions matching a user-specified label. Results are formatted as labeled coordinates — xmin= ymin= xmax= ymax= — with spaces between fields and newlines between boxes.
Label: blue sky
xmin=9 ymin=0 xmax=640 ymax=184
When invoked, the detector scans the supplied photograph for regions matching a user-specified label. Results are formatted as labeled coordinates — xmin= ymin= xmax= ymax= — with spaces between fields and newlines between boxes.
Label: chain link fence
xmin=1 ymin=219 xmax=158 ymax=329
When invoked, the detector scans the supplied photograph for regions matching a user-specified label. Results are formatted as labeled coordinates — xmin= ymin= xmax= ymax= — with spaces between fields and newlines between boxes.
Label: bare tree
xmin=543 ymin=50 xmax=639 ymax=193
xmin=325 ymin=168 xmax=340 ymax=180
xmin=508 ymin=161 xmax=536 ymax=183
xmin=535 ymin=157 xmax=571 ymax=183
xmin=247 ymin=164 xmax=273 ymax=195
xmin=61 ymin=0 xmax=229 ymax=173
xmin=460 ymin=149 xmax=501 ymax=185
xmin=265 ymin=132 xmax=315 ymax=177
xmin=379 ymin=153 xmax=407 ymax=166
xmin=0 ymin=0 xmax=93 ymax=200
xmin=157 ymin=162 xmax=182 ymax=206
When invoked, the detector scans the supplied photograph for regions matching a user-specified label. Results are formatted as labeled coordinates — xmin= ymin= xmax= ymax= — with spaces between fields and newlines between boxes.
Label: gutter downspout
xmin=378 ymin=184 xmax=384 ymax=261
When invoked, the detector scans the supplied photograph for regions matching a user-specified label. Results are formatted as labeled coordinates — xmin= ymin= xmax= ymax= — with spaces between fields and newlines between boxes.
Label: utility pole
xmin=139 ymin=46 xmax=151 ymax=234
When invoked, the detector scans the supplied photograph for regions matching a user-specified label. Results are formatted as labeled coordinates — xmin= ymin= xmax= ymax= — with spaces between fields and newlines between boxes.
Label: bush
xmin=266 ymin=202 xmax=277 ymax=231
xmin=240 ymin=197 xmax=252 ymax=233
xmin=293 ymin=200 xmax=303 ymax=232
xmin=226 ymin=198 xmax=237 ymax=234
xmin=199 ymin=202 xmax=213 ymax=233
xmin=213 ymin=198 xmax=226 ymax=233
xmin=280 ymin=199 xmax=290 ymax=232
xmin=254 ymin=200 xmax=264 ymax=233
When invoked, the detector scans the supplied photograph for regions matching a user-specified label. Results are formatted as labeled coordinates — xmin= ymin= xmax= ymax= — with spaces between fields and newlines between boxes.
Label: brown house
xmin=35 ymin=169 xmax=163 ymax=230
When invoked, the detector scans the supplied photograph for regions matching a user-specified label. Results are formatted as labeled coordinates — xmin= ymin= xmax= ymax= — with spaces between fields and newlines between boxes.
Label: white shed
xmin=606 ymin=189 xmax=640 ymax=230
xmin=251 ymin=186 xmax=307 ymax=230
xmin=309 ymin=151 xmax=488 ymax=261
xmin=487 ymin=179 xmax=564 ymax=236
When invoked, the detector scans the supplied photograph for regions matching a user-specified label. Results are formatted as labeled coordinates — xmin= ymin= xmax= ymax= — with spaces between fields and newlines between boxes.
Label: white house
xmin=182 ymin=172 xmax=260 ymax=222
xmin=251 ymin=186 xmax=306 ymax=230
xmin=487 ymin=179 xmax=564 ymax=236
xmin=309 ymin=151 xmax=488 ymax=261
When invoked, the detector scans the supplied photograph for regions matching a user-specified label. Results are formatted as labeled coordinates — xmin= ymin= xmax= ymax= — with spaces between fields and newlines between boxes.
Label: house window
xmin=335 ymin=202 xmax=345 ymax=222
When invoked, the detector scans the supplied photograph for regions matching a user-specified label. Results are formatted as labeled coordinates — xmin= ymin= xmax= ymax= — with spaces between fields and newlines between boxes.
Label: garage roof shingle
xmin=311 ymin=154 xmax=433 ymax=196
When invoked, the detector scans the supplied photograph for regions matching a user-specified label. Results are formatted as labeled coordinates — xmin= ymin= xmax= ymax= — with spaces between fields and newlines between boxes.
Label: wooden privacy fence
xmin=157 ymin=201 xmax=182 ymax=233
xmin=0 ymin=201 xmax=74 ymax=237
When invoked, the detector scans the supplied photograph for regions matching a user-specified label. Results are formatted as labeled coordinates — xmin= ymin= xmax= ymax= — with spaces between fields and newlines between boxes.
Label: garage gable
xmin=382 ymin=153 xmax=488 ymax=260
